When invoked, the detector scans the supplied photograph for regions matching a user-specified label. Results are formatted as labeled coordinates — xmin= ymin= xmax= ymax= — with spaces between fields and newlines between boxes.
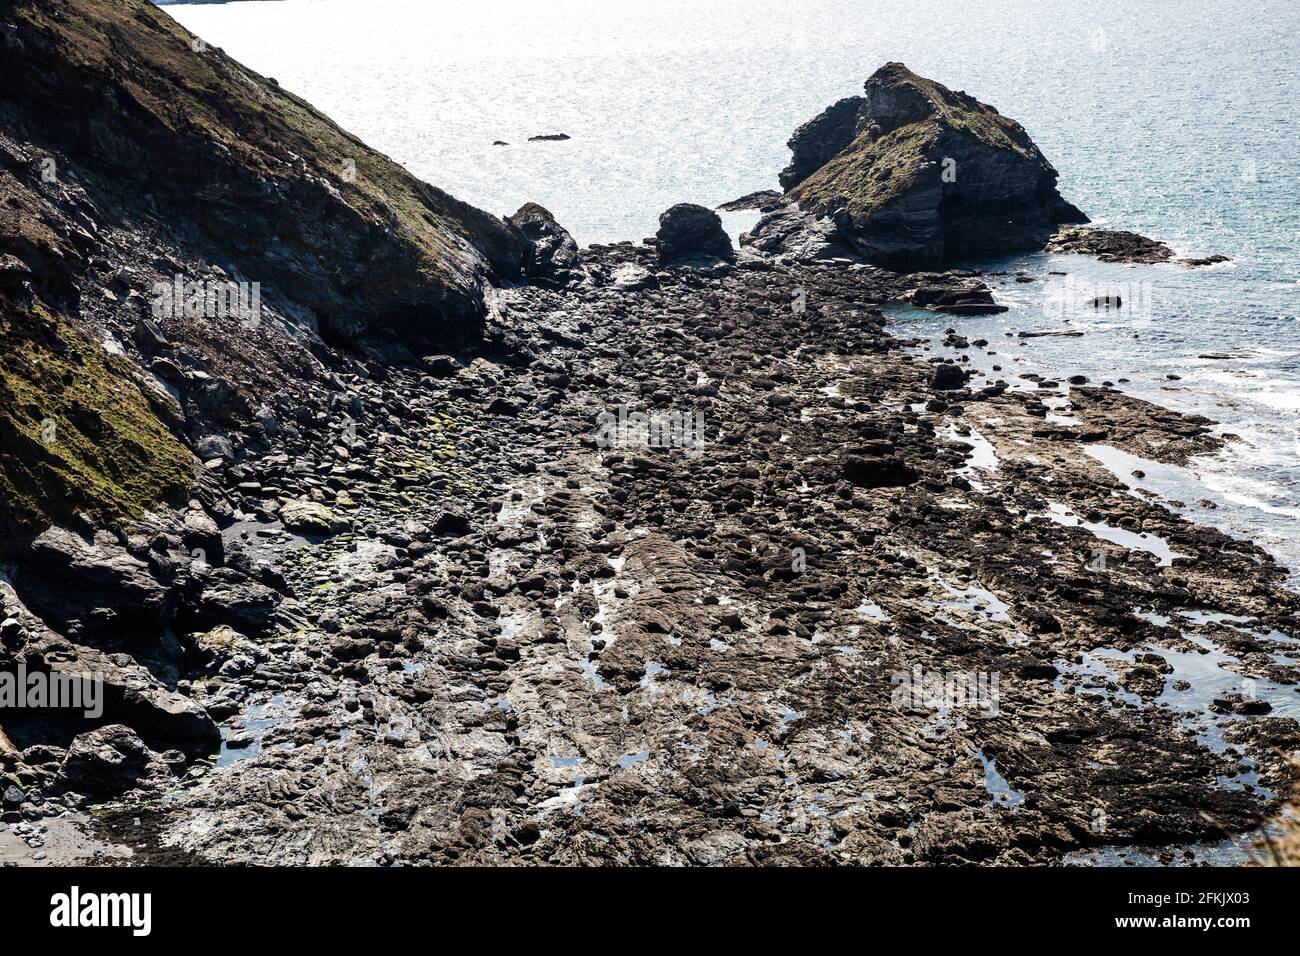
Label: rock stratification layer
xmin=749 ymin=63 xmax=1088 ymax=269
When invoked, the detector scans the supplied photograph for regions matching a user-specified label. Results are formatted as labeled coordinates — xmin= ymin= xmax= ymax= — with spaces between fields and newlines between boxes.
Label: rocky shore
xmin=1 ymin=0 xmax=1293 ymax=866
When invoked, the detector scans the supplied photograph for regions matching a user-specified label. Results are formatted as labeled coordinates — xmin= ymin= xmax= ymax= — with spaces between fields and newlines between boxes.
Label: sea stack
xmin=747 ymin=62 xmax=1089 ymax=269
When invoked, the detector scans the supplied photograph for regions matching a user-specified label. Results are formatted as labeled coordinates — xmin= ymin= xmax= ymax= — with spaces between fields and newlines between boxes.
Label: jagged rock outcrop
xmin=1046 ymin=226 xmax=1228 ymax=267
xmin=779 ymin=96 xmax=869 ymax=190
xmin=655 ymin=204 xmax=734 ymax=261
xmin=507 ymin=203 xmax=581 ymax=281
xmin=748 ymin=63 xmax=1089 ymax=269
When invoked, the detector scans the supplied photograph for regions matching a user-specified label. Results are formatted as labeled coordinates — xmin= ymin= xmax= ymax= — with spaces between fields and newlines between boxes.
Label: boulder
xmin=842 ymin=454 xmax=918 ymax=488
xmin=610 ymin=263 xmax=656 ymax=291
xmin=655 ymin=204 xmax=734 ymax=261
xmin=182 ymin=510 xmax=224 ymax=565
xmin=196 ymin=576 xmax=283 ymax=633
xmin=279 ymin=499 xmax=339 ymax=536
xmin=56 ymin=725 xmax=172 ymax=797
xmin=507 ymin=202 xmax=581 ymax=279
xmin=19 ymin=527 xmax=170 ymax=637
xmin=422 ymin=354 xmax=462 ymax=377
xmin=930 ymin=363 xmax=968 ymax=391
xmin=907 ymin=274 xmax=1007 ymax=315
xmin=194 ymin=433 xmax=235 ymax=462
xmin=433 ymin=511 xmax=472 ymax=537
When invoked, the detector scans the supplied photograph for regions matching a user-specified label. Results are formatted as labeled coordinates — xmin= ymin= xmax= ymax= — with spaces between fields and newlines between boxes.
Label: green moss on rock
xmin=792 ymin=121 xmax=939 ymax=220
xmin=0 ymin=297 xmax=193 ymax=540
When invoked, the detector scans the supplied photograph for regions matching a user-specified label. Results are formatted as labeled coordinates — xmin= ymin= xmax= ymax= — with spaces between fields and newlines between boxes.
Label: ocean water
xmin=166 ymin=0 xmax=1300 ymax=579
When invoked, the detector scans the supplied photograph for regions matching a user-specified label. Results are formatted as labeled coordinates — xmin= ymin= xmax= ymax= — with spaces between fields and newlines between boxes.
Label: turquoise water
xmin=166 ymin=0 xmax=1299 ymax=576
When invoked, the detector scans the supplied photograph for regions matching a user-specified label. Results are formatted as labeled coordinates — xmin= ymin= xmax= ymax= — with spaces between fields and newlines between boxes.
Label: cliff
xmin=0 ymin=0 xmax=543 ymax=539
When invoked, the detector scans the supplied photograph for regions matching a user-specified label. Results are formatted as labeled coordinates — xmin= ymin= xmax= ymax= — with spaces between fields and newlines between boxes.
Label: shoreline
xmin=7 ymin=246 xmax=1291 ymax=866
xmin=2 ymin=0 xmax=1297 ymax=871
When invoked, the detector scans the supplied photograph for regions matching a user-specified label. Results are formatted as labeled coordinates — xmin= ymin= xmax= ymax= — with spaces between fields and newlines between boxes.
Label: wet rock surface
xmin=4 ymin=242 xmax=1293 ymax=868
xmin=1047 ymin=227 xmax=1230 ymax=267
xmin=0 ymin=1 xmax=1292 ymax=869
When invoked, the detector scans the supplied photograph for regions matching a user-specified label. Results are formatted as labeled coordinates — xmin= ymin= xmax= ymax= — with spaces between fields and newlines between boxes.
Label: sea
xmin=164 ymin=0 xmax=1300 ymax=581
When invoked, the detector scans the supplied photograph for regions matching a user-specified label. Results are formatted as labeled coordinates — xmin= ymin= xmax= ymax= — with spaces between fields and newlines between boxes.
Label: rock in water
xmin=907 ymin=273 xmax=1008 ymax=315
xmin=507 ymin=203 xmax=581 ymax=279
xmin=655 ymin=204 xmax=735 ymax=261
xmin=1046 ymin=227 xmax=1173 ymax=264
xmin=755 ymin=62 xmax=1089 ymax=269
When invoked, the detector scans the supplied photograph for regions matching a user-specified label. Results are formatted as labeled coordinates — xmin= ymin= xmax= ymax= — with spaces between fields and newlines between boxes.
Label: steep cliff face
xmin=752 ymin=63 xmax=1088 ymax=269
xmin=0 ymin=0 xmax=550 ymax=542
xmin=0 ymin=0 xmax=526 ymax=352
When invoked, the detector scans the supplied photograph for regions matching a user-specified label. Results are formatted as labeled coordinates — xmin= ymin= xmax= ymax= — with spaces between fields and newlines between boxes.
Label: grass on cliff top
xmin=0 ymin=296 xmax=193 ymax=539
xmin=791 ymin=63 xmax=1044 ymax=219
xmin=874 ymin=62 xmax=1039 ymax=160
xmin=17 ymin=0 xmax=511 ymax=287
xmin=792 ymin=121 xmax=938 ymax=219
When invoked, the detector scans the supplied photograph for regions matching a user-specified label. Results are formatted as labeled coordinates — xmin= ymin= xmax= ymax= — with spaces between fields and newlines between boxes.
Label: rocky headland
xmin=0 ymin=0 xmax=1291 ymax=866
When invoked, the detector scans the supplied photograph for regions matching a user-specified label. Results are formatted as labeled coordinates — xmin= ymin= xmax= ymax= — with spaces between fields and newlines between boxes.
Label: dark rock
xmin=56 ymin=725 xmax=171 ymax=797
xmin=182 ymin=510 xmax=224 ymax=565
xmin=756 ymin=62 xmax=1090 ymax=269
xmin=716 ymin=190 xmax=783 ymax=213
xmin=1046 ymin=227 xmax=1173 ymax=264
xmin=487 ymin=397 xmax=522 ymax=416
xmin=929 ymin=363 xmax=967 ymax=391
xmin=433 ymin=511 xmax=472 ymax=537
xmin=421 ymin=354 xmax=461 ymax=377
xmin=1022 ymin=607 xmax=1062 ymax=634
xmin=19 ymin=527 xmax=170 ymax=637
xmin=655 ymin=204 xmax=734 ymax=261
xmin=195 ymin=434 xmax=234 ymax=462
xmin=842 ymin=454 xmax=917 ymax=488
xmin=908 ymin=274 xmax=1006 ymax=315
xmin=779 ymin=95 xmax=869 ymax=190
xmin=507 ymin=202 xmax=580 ymax=279
xmin=1210 ymin=693 xmax=1272 ymax=716
xmin=197 ymin=577 xmax=282 ymax=633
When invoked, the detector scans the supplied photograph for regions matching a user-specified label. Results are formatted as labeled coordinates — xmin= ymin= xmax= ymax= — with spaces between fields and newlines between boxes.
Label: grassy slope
xmin=0 ymin=295 xmax=193 ymax=539
xmin=14 ymin=0 xmax=516 ymax=280
xmin=0 ymin=0 xmax=527 ymax=539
